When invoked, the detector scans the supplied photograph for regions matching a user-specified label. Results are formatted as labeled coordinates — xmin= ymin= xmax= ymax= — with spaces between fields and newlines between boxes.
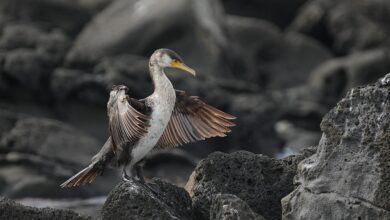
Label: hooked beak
xmin=170 ymin=60 xmax=196 ymax=76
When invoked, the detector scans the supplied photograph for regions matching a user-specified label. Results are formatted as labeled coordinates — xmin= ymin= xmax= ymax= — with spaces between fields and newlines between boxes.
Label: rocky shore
xmin=0 ymin=0 xmax=389 ymax=219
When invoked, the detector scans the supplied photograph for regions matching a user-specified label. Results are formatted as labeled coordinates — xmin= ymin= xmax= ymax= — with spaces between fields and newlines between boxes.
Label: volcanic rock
xmin=282 ymin=73 xmax=390 ymax=219
xmin=101 ymin=178 xmax=193 ymax=220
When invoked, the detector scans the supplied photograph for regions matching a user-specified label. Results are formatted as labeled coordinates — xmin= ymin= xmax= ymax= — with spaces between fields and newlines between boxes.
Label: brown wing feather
xmin=108 ymin=92 xmax=150 ymax=154
xmin=155 ymin=90 xmax=236 ymax=149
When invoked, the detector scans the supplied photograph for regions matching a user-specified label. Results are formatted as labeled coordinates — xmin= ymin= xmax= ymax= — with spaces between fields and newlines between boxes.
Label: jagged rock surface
xmin=282 ymin=73 xmax=390 ymax=219
xmin=101 ymin=178 xmax=193 ymax=220
xmin=188 ymin=151 xmax=309 ymax=220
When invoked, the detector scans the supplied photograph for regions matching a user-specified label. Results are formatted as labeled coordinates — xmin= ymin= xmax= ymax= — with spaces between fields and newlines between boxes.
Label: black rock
xmin=0 ymin=197 xmax=91 ymax=220
xmin=0 ymin=24 xmax=70 ymax=96
xmin=226 ymin=15 xmax=332 ymax=90
xmin=282 ymin=73 xmax=390 ymax=219
xmin=289 ymin=0 xmax=390 ymax=55
xmin=102 ymin=179 xmax=193 ymax=220
xmin=0 ymin=110 xmax=119 ymax=198
xmin=221 ymin=0 xmax=307 ymax=28
xmin=307 ymin=49 xmax=390 ymax=107
xmin=0 ymin=0 xmax=97 ymax=35
xmin=210 ymin=193 xmax=266 ymax=220
xmin=188 ymin=151 xmax=308 ymax=220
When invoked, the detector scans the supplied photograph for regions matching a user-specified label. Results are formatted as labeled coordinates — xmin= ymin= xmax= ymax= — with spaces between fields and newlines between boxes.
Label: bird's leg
xmin=135 ymin=164 xmax=145 ymax=183
xmin=121 ymin=166 xmax=131 ymax=182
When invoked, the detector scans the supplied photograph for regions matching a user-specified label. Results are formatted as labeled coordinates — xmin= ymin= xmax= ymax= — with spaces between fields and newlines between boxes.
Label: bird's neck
xmin=149 ymin=64 xmax=173 ymax=95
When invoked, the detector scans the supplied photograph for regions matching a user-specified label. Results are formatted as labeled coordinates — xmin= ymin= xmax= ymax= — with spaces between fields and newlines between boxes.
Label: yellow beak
xmin=170 ymin=60 xmax=196 ymax=76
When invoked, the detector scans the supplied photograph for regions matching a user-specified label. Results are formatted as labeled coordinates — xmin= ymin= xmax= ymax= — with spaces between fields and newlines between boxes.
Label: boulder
xmin=101 ymin=178 xmax=193 ymax=220
xmin=66 ymin=0 xmax=229 ymax=76
xmin=0 ymin=0 xmax=99 ymax=35
xmin=0 ymin=24 xmax=70 ymax=94
xmin=221 ymin=0 xmax=307 ymax=28
xmin=0 ymin=198 xmax=91 ymax=220
xmin=0 ymin=111 xmax=119 ymax=198
xmin=307 ymin=49 xmax=390 ymax=107
xmin=187 ymin=151 xmax=309 ymax=220
xmin=282 ymin=73 xmax=390 ymax=219
xmin=289 ymin=0 xmax=390 ymax=54
xmin=210 ymin=193 xmax=266 ymax=220
xmin=226 ymin=16 xmax=332 ymax=89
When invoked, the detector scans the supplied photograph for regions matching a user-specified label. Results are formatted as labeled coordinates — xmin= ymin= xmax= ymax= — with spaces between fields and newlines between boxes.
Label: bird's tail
xmin=60 ymin=162 xmax=102 ymax=188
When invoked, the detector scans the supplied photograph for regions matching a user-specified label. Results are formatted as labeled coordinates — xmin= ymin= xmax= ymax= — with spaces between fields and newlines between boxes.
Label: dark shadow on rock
xmin=187 ymin=150 xmax=313 ymax=220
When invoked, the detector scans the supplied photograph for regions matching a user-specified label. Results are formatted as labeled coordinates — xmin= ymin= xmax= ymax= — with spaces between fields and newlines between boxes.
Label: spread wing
xmin=108 ymin=92 xmax=151 ymax=154
xmin=155 ymin=90 xmax=236 ymax=149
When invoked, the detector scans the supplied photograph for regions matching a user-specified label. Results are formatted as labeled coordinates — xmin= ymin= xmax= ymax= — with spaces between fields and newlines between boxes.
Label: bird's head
xmin=152 ymin=49 xmax=196 ymax=76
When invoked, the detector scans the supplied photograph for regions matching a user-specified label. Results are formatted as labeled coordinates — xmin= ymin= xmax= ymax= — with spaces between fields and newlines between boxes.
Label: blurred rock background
xmin=0 ymin=0 xmax=389 ymax=218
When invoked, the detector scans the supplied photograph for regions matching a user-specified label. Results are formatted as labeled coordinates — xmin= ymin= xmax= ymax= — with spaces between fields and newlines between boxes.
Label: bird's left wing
xmin=155 ymin=90 xmax=236 ymax=149
xmin=108 ymin=93 xmax=151 ymax=154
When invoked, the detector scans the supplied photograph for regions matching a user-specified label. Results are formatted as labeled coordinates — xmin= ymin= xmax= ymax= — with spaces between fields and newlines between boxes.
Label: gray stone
xmin=0 ymin=24 xmax=70 ymax=92
xmin=188 ymin=151 xmax=308 ymax=220
xmin=0 ymin=111 xmax=119 ymax=198
xmin=0 ymin=0 xmax=96 ymax=35
xmin=221 ymin=0 xmax=307 ymax=28
xmin=307 ymin=49 xmax=390 ymax=107
xmin=210 ymin=193 xmax=266 ymax=220
xmin=226 ymin=15 xmax=332 ymax=90
xmin=282 ymin=73 xmax=390 ymax=219
xmin=289 ymin=0 xmax=390 ymax=54
xmin=66 ymin=0 xmax=229 ymax=75
xmin=0 ymin=198 xmax=91 ymax=220
xmin=101 ymin=178 xmax=193 ymax=220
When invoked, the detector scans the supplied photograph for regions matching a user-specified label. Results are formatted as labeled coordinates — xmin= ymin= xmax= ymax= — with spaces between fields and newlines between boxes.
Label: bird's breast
xmin=129 ymin=88 xmax=176 ymax=165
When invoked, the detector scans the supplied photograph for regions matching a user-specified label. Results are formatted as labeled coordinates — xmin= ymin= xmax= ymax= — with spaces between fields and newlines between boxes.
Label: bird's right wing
xmin=155 ymin=90 xmax=236 ymax=149
xmin=108 ymin=93 xmax=151 ymax=154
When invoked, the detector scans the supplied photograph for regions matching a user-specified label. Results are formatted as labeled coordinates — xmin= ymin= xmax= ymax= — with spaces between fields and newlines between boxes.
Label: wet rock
xmin=188 ymin=151 xmax=307 ymax=220
xmin=226 ymin=16 xmax=332 ymax=89
xmin=0 ymin=198 xmax=91 ymax=220
xmin=210 ymin=193 xmax=266 ymax=220
xmin=102 ymin=178 xmax=193 ymax=220
xmin=221 ymin=0 xmax=307 ymax=28
xmin=289 ymin=0 xmax=390 ymax=54
xmin=66 ymin=0 xmax=229 ymax=75
xmin=0 ymin=0 xmax=97 ymax=35
xmin=282 ymin=74 xmax=390 ymax=219
xmin=307 ymin=49 xmax=390 ymax=107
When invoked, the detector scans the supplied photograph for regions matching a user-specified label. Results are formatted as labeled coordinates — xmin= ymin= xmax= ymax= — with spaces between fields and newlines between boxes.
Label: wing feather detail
xmin=108 ymin=93 xmax=150 ymax=153
xmin=155 ymin=90 xmax=236 ymax=149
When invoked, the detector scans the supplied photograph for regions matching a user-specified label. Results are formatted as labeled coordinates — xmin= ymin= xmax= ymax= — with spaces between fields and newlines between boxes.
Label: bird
xmin=60 ymin=48 xmax=236 ymax=188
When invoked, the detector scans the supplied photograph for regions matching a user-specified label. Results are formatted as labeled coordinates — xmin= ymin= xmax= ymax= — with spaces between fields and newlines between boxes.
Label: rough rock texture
xmin=282 ymin=73 xmax=390 ymax=219
xmin=188 ymin=151 xmax=309 ymax=220
xmin=102 ymin=178 xmax=193 ymax=220
xmin=210 ymin=193 xmax=265 ymax=220
xmin=0 ymin=198 xmax=91 ymax=220
xmin=289 ymin=0 xmax=390 ymax=54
